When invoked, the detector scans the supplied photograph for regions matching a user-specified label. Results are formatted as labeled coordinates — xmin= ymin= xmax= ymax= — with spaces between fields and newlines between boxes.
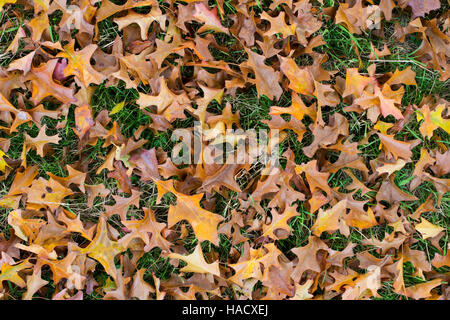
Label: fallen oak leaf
xmin=376 ymin=175 xmax=418 ymax=204
xmin=405 ymin=0 xmax=441 ymax=19
xmin=242 ymin=48 xmax=283 ymax=101
xmin=74 ymin=104 xmax=95 ymax=139
xmin=48 ymin=165 xmax=87 ymax=193
xmin=343 ymin=68 xmax=373 ymax=98
xmin=22 ymin=125 xmax=61 ymax=166
xmin=56 ymin=40 xmax=105 ymax=87
xmin=95 ymin=0 xmax=156 ymax=22
xmin=377 ymin=132 xmax=417 ymax=160
xmin=154 ymin=179 xmax=224 ymax=245
xmin=379 ymin=0 xmax=395 ymax=20
xmin=0 ymin=92 xmax=33 ymax=133
xmin=26 ymin=59 xmax=76 ymax=105
xmin=385 ymin=66 xmax=417 ymax=87
xmin=190 ymin=2 xmax=229 ymax=34
xmin=415 ymin=218 xmax=444 ymax=240
xmin=260 ymin=11 xmax=296 ymax=38
xmin=113 ymin=8 xmax=166 ymax=40
xmin=228 ymin=243 xmax=281 ymax=287
xmin=278 ymin=56 xmax=314 ymax=96
xmin=311 ymin=199 xmax=348 ymax=237
xmin=0 ymin=259 xmax=33 ymax=290
xmin=120 ymin=208 xmax=171 ymax=252
xmin=104 ymin=189 xmax=141 ymax=221
xmin=341 ymin=265 xmax=382 ymax=300
xmin=7 ymin=51 xmax=36 ymax=75
xmin=290 ymin=280 xmax=314 ymax=300
xmin=27 ymin=12 xmax=49 ymax=42
xmin=7 ymin=210 xmax=45 ymax=241
xmin=290 ymin=236 xmax=328 ymax=282
xmin=22 ymin=265 xmax=49 ymax=300
xmin=262 ymin=205 xmax=299 ymax=240
xmin=296 ymin=160 xmax=332 ymax=197
xmin=130 ymin=269 xmax=154 ymax=300
xmin=405 ymin=279 xmax=442 ymax=299
xmin=416 ymin=104 xmax=450 ymax=138
xmin=26 ymin=177 xmax=73 ymax=211
xmin=0 ymin=150 xmax=10 ymax=173
xmin=37 ymin=251 xmax=79 ymax=285
xmin=431 ymin=251 xmax=450 ymax=268
xmin=136 ymin=77 xmax=190 ymax=116
xmin=5 ymin=26 xmax=26 ymax=53
xmin=270 ymin=93 xmax=316 ymax=122
xmin=375 ymin=159 xmax=408 ymax=176
xmin=58 ymin=210 xmax=95 ymax=241
xmin=78 ymin=217 xmax=126 ymax=280
xmin=8 ymin=166 xmax=39 ymax=196
xmin=169 ymin=243 xmax=220 ymax=276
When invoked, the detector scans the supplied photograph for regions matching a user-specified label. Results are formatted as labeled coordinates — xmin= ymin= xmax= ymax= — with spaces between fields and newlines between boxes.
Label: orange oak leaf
xmin=22 ymin=125 xmax=61 ymax=167
xmin=56 ymin=41 xmax=105 ymax=87
xmin=291 ymin=236 xmax=328 ymax=282
xmin=74 ymin=104 xmax=95 ymax=139
xmin=136 ymin=77 xmax=190 ymax=118
xmin=243 ymin=48 xmax=283 ymax=100
xmin=113 ymin=8 xmax=166 ymax=40
xmin=154 ymin=179 xmax=224 ymax=245
xmin=58 ymin=210 xmax=95 ymax=241
xmin=228 ymin=243 xmax=281 ymax=287
xmin=262 ymin=205 xmax=299 ymax=239
xmin=405 ymin=279 xmax=442 ymax=299
xmin=270 ymin=93 xmax=316 ymax=122
xmin=121 ymin=208 xmax=171 ymax=252
xmin=0 ymin=259 xmax=33 ymax=290
xmin=22 ymin=265 xmax=49 ymax=300
xmin=386 ymin=66 xmax=417 ymax=87
xmin=78 ymin=217 xmax=126 ymax=279
xmin=279 ymin=56 xmax=314 ymax=95
xmin=296 ymin=160 xmax=332 ymax=197
xmin=28 ymin=12 xmax=49 ymax=41
xmin=26 ymin=177 xmax=73 ymax=211
xmin=26 ymin=59 xmax=76 ymax=105
xmin=95 ymin=0 xmax=156 ymax=22
xmin=261 ymin=11 xmax=296 ymax=38
xmin=7 ymin=210 xmax=45 ymax=242
xmin=377 ymin=133 xmax=416 ymax=160
xmin=190 ymin=2 xmax=229 ymax=34
xmin=311 ymin=199 xmax=348 ymax=236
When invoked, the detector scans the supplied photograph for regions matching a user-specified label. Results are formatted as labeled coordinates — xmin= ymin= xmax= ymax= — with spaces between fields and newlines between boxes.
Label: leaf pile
xmin=0 ymin=0 xmax=449 ymax=300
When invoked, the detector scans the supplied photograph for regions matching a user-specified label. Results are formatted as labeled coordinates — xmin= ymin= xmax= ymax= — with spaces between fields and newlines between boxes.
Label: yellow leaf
xmin=169 ymin=243 xmax=220 ymax=276
xmin=79 ymin=217 xmax=126 ymax=280
xmin=430 ymin=105 xmax=450 ymax=134
xmin=110 ymin=101 xmax=125 ymax=115
xmin=417 ymin=104 xmax=450 ymax=138
xmin=80 ymin=217 xmax=126 ymax=279
xmin=0 ymin=259 xmax=33 ymax=290
xmin=0 ymin=0 xmax=17 ymax=11
xmin=415 ymin=218 xmax=444 ymax=239
xmin=0 ymin=149 xmax=10 ymax=172
xmin=374 ymin=121 xmax=394 ymax=135
xmin=312 ymin=200 xmax=347 ymax=236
